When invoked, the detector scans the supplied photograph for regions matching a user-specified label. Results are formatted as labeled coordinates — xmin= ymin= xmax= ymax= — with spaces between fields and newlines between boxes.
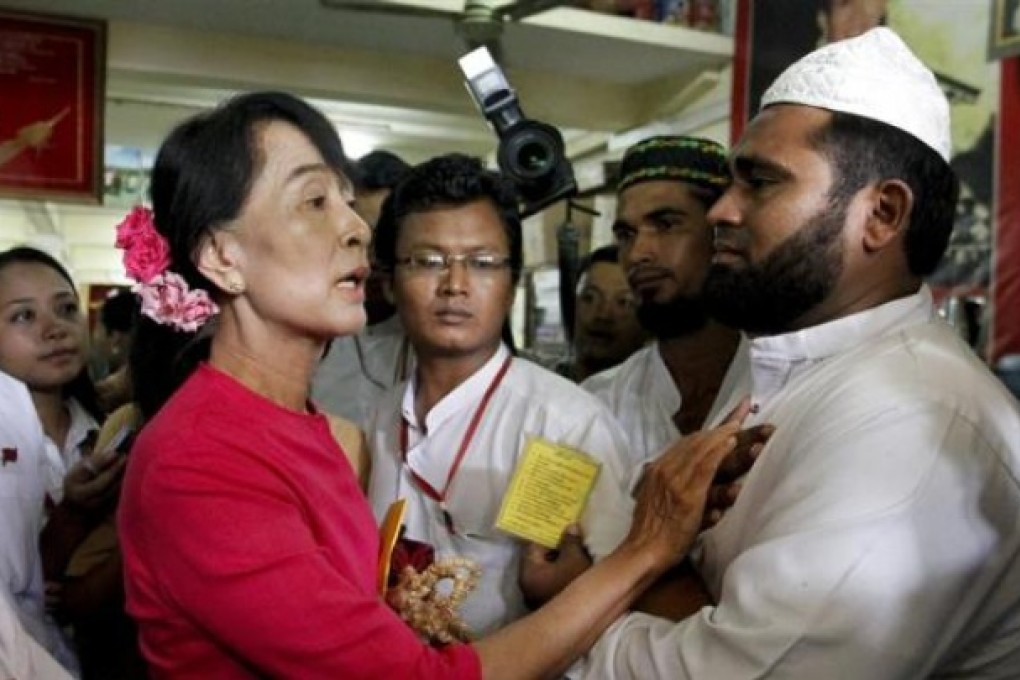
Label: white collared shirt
xmin=582 ymin=344 xmax=682 ymax=470
xmin=583 ymin=286 xmax=1020 ymax=679
xmin=0 ymin=372 xmax=79 ymax=675
xmin=368 ymin=344 xmax=635 ymax=636
xmin=583 ymin=338 xmax=751 ymax=481
xmin=40 ymin=398 xmax=98 ymax=505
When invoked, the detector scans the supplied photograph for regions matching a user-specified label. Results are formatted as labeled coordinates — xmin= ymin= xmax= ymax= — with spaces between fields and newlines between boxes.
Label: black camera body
xmin=459 ymin=48 xmax=577 ymax=218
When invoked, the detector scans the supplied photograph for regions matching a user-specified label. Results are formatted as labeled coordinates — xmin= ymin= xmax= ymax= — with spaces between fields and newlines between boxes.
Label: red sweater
xmin=118 ymin=364 xmax=480 ymax=679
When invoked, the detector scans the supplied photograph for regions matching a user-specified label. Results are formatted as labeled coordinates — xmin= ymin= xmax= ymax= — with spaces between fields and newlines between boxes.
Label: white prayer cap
xmin=761 ymin=27 xmax=951 ymax=163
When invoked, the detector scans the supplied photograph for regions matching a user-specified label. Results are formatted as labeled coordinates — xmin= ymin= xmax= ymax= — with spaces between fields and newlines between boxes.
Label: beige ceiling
xmin=1 ymin=1 xmax=733 ymax=282
xmin=9 ymin=0 xmax=733 ymax=161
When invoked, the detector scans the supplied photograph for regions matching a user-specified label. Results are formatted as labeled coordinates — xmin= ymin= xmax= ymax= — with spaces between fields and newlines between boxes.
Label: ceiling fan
xmin=320 ymin=0 xmax=579 ymax=63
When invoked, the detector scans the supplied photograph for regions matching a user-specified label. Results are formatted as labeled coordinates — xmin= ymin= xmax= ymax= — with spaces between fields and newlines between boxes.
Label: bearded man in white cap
xmin=577 ymin=27 xmax=1020 ymax=678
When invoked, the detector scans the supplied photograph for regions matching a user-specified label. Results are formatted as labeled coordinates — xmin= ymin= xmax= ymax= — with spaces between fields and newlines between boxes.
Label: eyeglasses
xmin=395 ymin=250 xmax=513 ymax=276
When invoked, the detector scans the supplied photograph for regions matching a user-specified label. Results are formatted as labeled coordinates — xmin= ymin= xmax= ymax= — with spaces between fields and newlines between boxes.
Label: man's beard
xmin=703 ymin=200 xmax=846 ymax=336
xmin=636 ymin=294 xmax=710 ymax=340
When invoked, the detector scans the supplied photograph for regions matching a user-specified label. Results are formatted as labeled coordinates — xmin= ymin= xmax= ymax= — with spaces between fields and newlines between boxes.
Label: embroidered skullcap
xmin=761 ymin=27 xmax=951 ymax=162
xmin=617 ymin=136 xmax=729 ymax=195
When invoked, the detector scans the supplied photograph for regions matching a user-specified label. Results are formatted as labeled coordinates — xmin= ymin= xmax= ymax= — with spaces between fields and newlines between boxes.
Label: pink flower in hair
xmin=135 ymin=272 xmax=219 ymax=333
xmin=115 ymin=206 xmax=171 ymax=284
xmin=115 ymin=205 xmax=219 ymax=332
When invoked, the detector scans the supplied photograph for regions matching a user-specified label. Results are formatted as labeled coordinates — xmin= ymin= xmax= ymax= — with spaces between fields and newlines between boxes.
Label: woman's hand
xmin=625 ymin=402 xmax=752 ymax=572
xmin=702 ymin=414 xmax=773 ymax=527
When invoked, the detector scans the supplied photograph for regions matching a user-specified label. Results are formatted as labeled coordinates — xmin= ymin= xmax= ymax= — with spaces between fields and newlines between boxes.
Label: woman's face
xmin=0 ymin=261 xmax=87 ymax=393
xmin=573 ymin=261 xmax=646 ymax=366
xmin=226 ymin=121 xmax=372 ymax=342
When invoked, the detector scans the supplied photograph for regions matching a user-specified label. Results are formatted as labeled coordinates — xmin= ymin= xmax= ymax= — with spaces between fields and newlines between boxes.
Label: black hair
xmin=0 ymin=246 xmax=103 ymax=421
xmin=356 ymin=150 xmax=411 ymax=192
xmin=562 ymin=244 xmax=622 ymax=343
xmin=815 ymin=0 xmax=887 ymax=25
xmin=374 ymin=153 xmax=523 ymax=285
xmin=100 ymin=288 xmax=138 ymax=334
xmin=577 ymin=244 xmax=621 ymax=281
xmin=810 ymin=111 xmax=960 ymax=277
xmin=131 ymin=91 xmax=357 ymax=420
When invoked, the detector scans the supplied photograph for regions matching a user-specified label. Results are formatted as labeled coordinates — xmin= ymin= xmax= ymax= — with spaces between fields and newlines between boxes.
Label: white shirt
xmin=0 ymin=589 xmax=72 ymax=680
xmin=583 ymin=340 xmax=751 ymax=477
xmin=582 ymin=286 xmax=1020 ymax=679
xmin=582 ymin=344 xmax=681 ymax=470
xmin=312 ymin=315 xmax=412 ymax=428
xmin=0 ymin=372 xmax=78 ymax=675
xmin=40 ymin=398 xmax=98 ymax=505
xmin=368 ymin=344 xmax=635 ymax=636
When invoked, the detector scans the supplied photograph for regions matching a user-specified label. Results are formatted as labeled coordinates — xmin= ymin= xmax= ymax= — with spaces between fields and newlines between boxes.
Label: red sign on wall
xmin=0 ymin=10 xmax=105 ymax=203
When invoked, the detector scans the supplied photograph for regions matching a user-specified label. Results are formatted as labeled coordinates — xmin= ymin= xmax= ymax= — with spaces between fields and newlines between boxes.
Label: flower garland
xmin=387 ymin=558 xmax=481 ymax=644
xmin=384 ymin=536 xmax=481 ymax=645
xmin=114 ymin=206 xmax=219 ymax=332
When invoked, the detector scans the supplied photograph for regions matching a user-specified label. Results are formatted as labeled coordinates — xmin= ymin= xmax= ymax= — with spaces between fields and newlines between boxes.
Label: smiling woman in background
xmin=562 ymin=244 xmax=649 ymax=382
xmin=0 ymin=247 xmax=103 ymax=504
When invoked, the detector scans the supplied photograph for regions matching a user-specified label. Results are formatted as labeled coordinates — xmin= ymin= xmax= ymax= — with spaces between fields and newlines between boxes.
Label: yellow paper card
xmin=377 ymin=498 xmax=407 ymax=596
xmin=495 ymin=437 xmax=601 ymax=549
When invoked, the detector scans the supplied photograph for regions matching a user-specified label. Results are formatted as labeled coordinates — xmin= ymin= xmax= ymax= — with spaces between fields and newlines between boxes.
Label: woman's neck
xmin=32 ymin=389 xmax=69 ymax=449
xmin=209 ymin=332 xmax=322 ymax=413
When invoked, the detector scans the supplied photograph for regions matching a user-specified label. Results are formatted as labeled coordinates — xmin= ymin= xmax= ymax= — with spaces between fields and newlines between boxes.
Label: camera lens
xmin=501 ymin=125 xmax=559 ymax=182
xmin=516 ymin=139 xmax=553 ymax=175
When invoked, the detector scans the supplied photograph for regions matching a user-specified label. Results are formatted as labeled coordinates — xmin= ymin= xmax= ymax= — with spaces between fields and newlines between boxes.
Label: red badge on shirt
xmin=1 ymin=447 xmax=16 ymax=466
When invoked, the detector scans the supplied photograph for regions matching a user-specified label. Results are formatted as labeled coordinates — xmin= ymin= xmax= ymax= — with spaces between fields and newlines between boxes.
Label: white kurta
xmin=312 ymin=315 xmax=412 ymax=429
xmin=368 ymin=344 xmax=635 ymax=636
xmin=583 ymin=340 xmax=751 ymax=475
xmin=582 ymin=344 xmax=681 ymax=470
xmin=582 ymin=287 xmax=1020 ymax=679
xmin=0 ymin=372 xmax=78 ymax=675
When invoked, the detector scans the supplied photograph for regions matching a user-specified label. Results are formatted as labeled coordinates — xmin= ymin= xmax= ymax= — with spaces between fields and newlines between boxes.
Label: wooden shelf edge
xmin=522 ymin=7 xmax=733 ymax=56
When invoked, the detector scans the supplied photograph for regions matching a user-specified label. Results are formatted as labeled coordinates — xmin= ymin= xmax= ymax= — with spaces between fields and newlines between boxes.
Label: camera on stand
xmin=458 ymin=46 xmax=577 ymax=218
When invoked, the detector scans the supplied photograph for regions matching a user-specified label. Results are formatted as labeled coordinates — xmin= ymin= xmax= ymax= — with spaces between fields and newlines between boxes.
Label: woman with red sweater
xmin=116 ymin=91 xmax=741 ymax=679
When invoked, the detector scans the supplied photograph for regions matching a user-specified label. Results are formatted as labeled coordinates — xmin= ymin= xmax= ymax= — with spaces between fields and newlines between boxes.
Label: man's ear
xmin=864 ymin=178 xmax=914 ymax=254
xmin=196 ymin=230 xmax=245 ymax=294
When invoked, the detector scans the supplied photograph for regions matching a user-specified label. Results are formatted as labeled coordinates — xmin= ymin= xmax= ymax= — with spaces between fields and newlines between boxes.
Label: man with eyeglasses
xmin=583 ymin=136 xmax=744 ymax=472
xmin=366 ymin=153 xmax=636 ymax=637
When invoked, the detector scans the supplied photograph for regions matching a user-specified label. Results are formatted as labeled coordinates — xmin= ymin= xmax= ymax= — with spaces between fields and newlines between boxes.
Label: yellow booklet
xmin=495 ymin=437 xmax=601 ymax=549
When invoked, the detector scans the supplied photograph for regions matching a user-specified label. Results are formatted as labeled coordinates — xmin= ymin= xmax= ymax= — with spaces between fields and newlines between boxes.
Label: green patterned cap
xmin=617 ymin=136 xmax=729 ymax=196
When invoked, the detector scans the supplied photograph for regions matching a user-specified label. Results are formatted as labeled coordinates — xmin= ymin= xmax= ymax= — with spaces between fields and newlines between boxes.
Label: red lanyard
xmin=400 ymin=355 xmax=513 ymax=533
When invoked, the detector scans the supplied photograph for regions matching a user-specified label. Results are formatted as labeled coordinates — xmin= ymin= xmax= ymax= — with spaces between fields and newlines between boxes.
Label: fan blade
xmin=319 ymin=0 xmax=454 ymax=19
xmin=500 ymin=0 xmax=578 ymax=22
